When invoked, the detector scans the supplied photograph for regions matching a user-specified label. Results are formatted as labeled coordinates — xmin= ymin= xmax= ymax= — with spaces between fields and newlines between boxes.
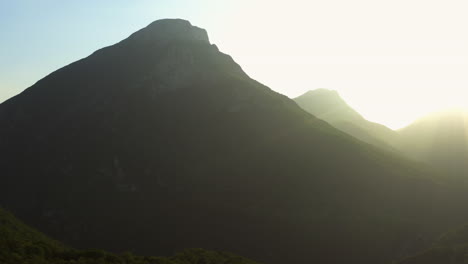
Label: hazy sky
xmin=1 ymin=0 xmax=467 ymax=129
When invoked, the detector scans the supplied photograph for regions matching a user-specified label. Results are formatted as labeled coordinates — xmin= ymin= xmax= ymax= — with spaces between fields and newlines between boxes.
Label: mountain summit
xmin=135 ymin=19 xmax=210 ymax=44
xmin=0 ymin=19 xmax=464 ymax=264
xmin=294 ymin=89 xmax=364 ymax=122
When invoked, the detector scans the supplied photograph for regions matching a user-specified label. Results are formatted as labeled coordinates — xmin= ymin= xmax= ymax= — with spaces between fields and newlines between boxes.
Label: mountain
xmin=397 ymin=108 xmax=468 ymax=178
xmin=294 ymin=89 xmax=400 ymax=151
xmin=0 ymin=207 xmax=259 ymax=264
xmin=398 ymin=223 xmax=468 ymax=264
xmin=294 ymin=91 xmax=468 ymax=178
xmin=0 ymin=19 xmax=466 ymax=264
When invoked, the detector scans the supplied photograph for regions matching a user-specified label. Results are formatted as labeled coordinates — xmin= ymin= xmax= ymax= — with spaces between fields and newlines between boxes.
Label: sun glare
xmin=211 ymin=0 xmax=468 ymax=130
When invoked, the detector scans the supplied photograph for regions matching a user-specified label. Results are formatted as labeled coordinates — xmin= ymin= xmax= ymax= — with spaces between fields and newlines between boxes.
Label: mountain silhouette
xmin=294 ymin=89 xmax=400 ymax=151
xmin=0 ymin=19 xmax=465 ymax=264
xmin=397 ymin=108 xmax=468 ymax=178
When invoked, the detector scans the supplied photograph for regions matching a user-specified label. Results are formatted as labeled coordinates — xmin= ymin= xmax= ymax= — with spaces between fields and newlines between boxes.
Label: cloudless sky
xmin=1 ymin=0 xmax=467 ymax=129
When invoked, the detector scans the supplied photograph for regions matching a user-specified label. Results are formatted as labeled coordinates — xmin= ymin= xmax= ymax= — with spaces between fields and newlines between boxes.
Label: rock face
xmin=0 ymin=19 xmax=465 ymax=264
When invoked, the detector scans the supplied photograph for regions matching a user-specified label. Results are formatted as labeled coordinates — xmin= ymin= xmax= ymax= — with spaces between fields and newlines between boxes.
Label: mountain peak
xmin=294 ymin=89 xmax=365 ymax=124
xmin=296 ymin=89 xmax=349 ymax=109
xmin=300 ymin=89 xmax=344 ymax=103
xmin=305 ymin=88 xmax=339 ymax=95
xmin=128 ymin=18 xmax=210 ymax=44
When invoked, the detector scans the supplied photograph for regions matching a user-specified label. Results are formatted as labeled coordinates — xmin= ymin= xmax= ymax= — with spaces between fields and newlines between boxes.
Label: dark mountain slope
xmin=0 ymin=207 xmax=259 ymax=264
xmin=398 ymin=223 xmax=468 ymax=264
xmin=397 ymin=109 xmax=468 ymax=178
xmin=294 ymin=89 xmax=400 ymax=151
xmin=0 ymin=19 xmax=465 ymax=264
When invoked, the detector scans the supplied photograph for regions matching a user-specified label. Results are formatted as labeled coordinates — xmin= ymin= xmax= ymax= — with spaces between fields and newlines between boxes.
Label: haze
xmin=1 ymin=0 xmax=467 ymax=129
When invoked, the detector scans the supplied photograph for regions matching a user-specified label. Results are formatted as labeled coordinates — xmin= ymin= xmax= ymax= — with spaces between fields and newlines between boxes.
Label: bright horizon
xmin=1 ymin=0 xmax=467 ymax=129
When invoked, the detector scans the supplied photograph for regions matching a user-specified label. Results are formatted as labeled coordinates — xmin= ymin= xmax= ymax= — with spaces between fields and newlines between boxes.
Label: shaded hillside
xmin=397 ymin=109 xmax=468 ymax=178
xmin=294 ymin=89 xmax=400 ymax=151
xmin=0 ymin=19 xmax=466 ymax=264
xmin=0 ymin=208 xmax=259 ymax=264
xmin=398 ymin=223 xmax=468 ymax=264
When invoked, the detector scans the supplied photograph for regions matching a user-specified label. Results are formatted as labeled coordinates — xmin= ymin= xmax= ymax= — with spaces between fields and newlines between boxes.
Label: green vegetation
xmin=0 ymin=207 xmax=261 ymax=264
xmin=2 ymin=248 xmax=260 ymax=264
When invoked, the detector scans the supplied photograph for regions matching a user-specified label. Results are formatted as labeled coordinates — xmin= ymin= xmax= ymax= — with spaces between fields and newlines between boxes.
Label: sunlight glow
xmin=207 ymin=0 xmax=468 ymax=129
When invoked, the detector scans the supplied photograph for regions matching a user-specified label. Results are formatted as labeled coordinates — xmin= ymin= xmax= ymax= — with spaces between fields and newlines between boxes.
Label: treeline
xmin=1 ymin=247 xmax=260 ymax=264
xmin=0 ymin=208 xmax=260 ymax=264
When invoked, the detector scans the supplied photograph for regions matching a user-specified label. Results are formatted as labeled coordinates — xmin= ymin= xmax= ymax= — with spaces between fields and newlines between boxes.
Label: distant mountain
xmin=0 ymin=19 xmax=465 ymax=264
xmin=0 ymin=207 xmax=259 ymax=264
xmin=294 ymin=91 xmax=468 ymax=178
xmin=397 ymin=109 xmax=468 ymax=178
xmin=294 ymin=89 xmax=400 ymax=151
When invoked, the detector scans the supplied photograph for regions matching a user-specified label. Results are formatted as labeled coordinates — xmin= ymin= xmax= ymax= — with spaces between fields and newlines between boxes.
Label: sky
xmin=1 ymin=0 xmax=467 ymax=129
